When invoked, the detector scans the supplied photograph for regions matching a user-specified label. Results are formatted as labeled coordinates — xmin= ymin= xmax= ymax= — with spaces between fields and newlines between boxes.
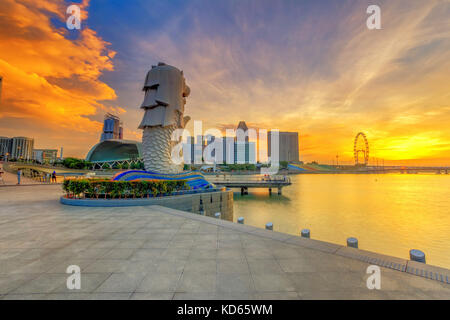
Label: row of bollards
xmin=264 ymin=221 xmax=428 ymax=264
xmin=234 ymin=219 xmax=427 ymax=264
xmin=410 ymin=249 xmax=426 ymax=263
xmin=347 ymin=237 xmax=358 ymax=248
xmin=301 ymin=229 xmax=310 ymax=238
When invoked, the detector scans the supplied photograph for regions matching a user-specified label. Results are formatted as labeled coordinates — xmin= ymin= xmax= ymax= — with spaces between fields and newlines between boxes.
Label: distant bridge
xmin=208 ymin=175 xmax=291 ymax=195
xmin=288 ymin=163 xmax=450 ymax=174
xmin=369 ymin=166 xmax=450 ymax=174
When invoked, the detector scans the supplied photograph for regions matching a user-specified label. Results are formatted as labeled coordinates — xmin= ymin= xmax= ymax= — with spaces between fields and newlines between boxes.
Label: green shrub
xmin=62 ymin=179 xmax=189 ymax=199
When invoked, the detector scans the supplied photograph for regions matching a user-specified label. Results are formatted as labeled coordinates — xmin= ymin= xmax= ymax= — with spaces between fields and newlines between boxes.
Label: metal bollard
xmin=347 ymin=237 xmax=358 ymax=248
xmin=301 ymin=229 xmax=310 ymax=238
xmin=237 ymin=217 xmax=244 ymax=224
xmin=214 ymin=212 xmax=221 ymax=219
xmin=265 ymin=222 xmax=273 ymax=231
xmin=409 ymin=249 xmax=426 ymax=263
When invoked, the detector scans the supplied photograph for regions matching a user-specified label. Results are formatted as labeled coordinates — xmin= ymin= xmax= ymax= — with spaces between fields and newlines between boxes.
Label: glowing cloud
xmin=0 ymin=0 xmax=117 ymax=156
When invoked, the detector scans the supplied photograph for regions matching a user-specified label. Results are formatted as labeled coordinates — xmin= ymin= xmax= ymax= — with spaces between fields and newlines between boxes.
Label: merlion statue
xmin=139 ymin=62 xmax=190 ymax=173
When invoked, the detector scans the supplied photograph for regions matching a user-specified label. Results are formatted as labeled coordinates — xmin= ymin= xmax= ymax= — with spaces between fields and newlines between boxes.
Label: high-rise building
xmin=235 ymin=121 xmax=256 ymax=164
xmin=100 ymin=113 xmax=123 ymax=141
xmin=0 ymin=136 xmax=11 ymax=159
xmin=183 ymin=136 xmax=195 ymax=164
xmin=10 ymin=137 xmax=34 ymax=160
xmin=223 ymin=136 xmax=235 ymax=164
xmin=33 ymin=149 xmax=58 ymax=164
xmin=268 ymin=131 xmax=299 ymax=163
xmin=236 ymin=121 xmax=249 ymax=142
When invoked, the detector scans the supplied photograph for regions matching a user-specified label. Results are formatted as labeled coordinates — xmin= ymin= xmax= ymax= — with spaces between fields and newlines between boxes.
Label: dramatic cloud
xmin=115 ymin=0 xmax=449 ymax=165
xmin=1 ymin=0 xmax=449 ymax=164
xmin=0 ymin=0 xmax=118 ymax=156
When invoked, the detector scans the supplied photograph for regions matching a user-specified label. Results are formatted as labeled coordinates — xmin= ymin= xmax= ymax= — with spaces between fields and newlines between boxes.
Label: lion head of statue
xmin=139 ymin=62 xmax=190 ymax=129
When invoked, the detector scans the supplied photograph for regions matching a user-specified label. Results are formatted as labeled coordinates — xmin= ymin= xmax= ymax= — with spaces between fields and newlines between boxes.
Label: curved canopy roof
xmin=85 ymin=139 xmax=142 ymax=163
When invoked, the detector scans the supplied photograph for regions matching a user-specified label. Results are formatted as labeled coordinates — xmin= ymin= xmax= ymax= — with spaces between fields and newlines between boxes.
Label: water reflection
xmin=232 ymin=174 xmax=450 ymax=269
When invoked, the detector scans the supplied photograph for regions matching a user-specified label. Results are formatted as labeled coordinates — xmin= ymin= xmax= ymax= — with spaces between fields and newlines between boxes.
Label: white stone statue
xmin=139 ymin=62 xmax=190 ymax=173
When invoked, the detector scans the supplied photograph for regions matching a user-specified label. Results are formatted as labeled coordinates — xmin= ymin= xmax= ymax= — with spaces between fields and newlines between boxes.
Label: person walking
xmin=52 ymin=171 xmax=57 ymax=183
xmin=17 ymin=169 xmax=22 ymax=185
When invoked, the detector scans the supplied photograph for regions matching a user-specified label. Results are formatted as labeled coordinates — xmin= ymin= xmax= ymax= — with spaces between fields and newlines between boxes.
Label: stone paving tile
xmin=83 ymin=259 xmax=129 ymax=273
xmin=177 ymin=272 xmax=216 ymax=293
xmin=45 ymin=259 xmax=96 ymax=273
xmin=0 ymin=185 xmax=449 ymax=300
xmin=254 ymin=292 xmax=300 ymax=300
xmin=12 ymin=257 xmax=65 ymax=274
xmin=52 ymin=273 xmax=111 ymax=293
xmin=247 ymin=259 xmax=284 ymax=275
xmin=130 ymin=292 xmax=174 ymax=300
xmin=11 ymin=273 xmax=67 ymax=294
xmin=161 ymin=248 xmax=191 ymax=260
xmin=218 ymin=240 xmax=243 ymax=249
xmin=94 ymin=273 xmax=146 ymax=293
xmin=190 ymin=248 xmax=217 ymax=260
xmin=172 ymin=292 xmax=254 ymax=300
xmin=0 ymin=274 xmax=39 ymax=294
xmin=184 ymin=259 xmax=217 ymax=274
xmin=101 ymin=248 xmax=136 ymax=260
xmin=277 ymin=258 xmax=320 ymax=273
xmin=79 ymin=293 xmax=132 ymax=300
xmin=217 ymin=248 xmax=246 ymax=260
xmin=252 ymin=273 xmax=297 ymax=292
xmin=2 ymin=293 xmax=49 ymax=300
xmin=216 ymin=274 xmax=254 ymax=293
xmin=113 ymin=240 xmax=146 ymax=249
xmin=152 ymin=259 xmax=187 ymax=274
xmin=217 ymin=259 xmax=250 ymax=274
xmin=129 ymin=248 xmax=165 ymax=261
xmin=244 ymin=247 xmax=275 ymax=259
xmin=298 ymin=289 xmax=389 ymax=300
xmin=136 ymin=272 xmax=181 ymax=293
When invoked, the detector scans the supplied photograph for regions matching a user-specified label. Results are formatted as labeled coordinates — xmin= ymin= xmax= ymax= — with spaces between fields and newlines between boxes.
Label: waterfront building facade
xmin=32 ymin=149 xmax=58 ymax=164
xmin=0 ymin=136 xmax=11 ymax=160
xmin=0 ymin=136 xmax=35 ymax=160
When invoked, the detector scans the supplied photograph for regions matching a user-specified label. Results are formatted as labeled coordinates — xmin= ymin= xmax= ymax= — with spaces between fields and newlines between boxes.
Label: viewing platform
xmin=207 ymin=175 xmax=291 ymax=195
xmin=0 ymin=184 xmax=448 ymax=300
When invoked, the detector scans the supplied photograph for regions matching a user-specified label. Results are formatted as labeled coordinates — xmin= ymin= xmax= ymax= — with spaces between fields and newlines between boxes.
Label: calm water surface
xmin=233 ymin=174 xmax=450 ymax=269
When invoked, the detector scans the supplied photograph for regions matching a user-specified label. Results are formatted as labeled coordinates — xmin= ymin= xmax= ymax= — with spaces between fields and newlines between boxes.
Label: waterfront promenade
xmin=0 ymin=185 xmax=449 ymax=299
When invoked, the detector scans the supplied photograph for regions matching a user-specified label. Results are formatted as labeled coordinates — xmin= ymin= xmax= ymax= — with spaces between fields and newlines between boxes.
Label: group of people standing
xmin=16 ymin=169 xmax=57 ymax=185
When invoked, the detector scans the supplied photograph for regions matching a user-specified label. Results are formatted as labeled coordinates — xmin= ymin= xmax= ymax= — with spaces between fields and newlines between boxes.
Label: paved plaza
xmin=0 ymin=184 xmax=449 ymax=299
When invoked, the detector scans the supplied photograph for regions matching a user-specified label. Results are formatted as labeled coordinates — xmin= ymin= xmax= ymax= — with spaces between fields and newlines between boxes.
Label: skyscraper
xmin=0 ymin=136 xmax=11 ymax=159
xmin=100 ymin=113 xmax=123 ymax=141
xmin=268 ymin=131 xmax=299 ymax=163
xmin=10 ymin=137 xmax=34 ymax=160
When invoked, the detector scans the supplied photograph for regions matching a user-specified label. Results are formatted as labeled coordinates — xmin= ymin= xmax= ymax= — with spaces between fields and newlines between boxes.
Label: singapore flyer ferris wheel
xmin=354 ymin=132 xmax=369 ymax=166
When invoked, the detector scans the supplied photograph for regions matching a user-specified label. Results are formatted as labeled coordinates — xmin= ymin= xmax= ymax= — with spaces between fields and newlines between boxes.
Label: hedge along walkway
xmin=0 ymin=184 xmax=449 ymax=300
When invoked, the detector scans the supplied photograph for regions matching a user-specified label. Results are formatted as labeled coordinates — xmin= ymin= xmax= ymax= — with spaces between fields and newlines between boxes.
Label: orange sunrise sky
xmin=0 ymin=0 xmax=449 ymax=165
